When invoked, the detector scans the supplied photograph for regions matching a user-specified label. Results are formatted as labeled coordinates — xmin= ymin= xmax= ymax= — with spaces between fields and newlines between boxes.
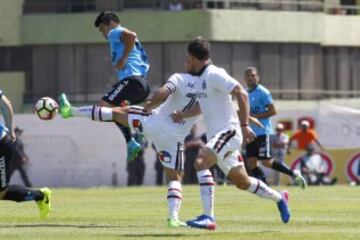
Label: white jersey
xmin=152 ymin=73 xmax=198 ymax=135
xmin=184 ymin=64 xmax=240 ymax=137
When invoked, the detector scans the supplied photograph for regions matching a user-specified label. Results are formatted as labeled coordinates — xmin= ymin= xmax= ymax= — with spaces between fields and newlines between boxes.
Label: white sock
xmin=197 ymin=169 xmax=215 ymax=218
xmin=167 ymin=181 xmax=182 ymax=220
xmin=247 ymin=177 xmax=282 ymax=202
xmin=72 ymin=106 xmax=113 ymax=121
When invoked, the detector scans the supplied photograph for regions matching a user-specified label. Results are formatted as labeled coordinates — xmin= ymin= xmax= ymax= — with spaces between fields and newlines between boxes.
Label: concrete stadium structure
xmin=1 ymin=0 xmax=360 ymax=112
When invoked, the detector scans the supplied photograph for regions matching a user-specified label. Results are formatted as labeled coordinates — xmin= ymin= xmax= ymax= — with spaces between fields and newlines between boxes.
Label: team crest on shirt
xmin=202 ymin=79 xmax=207 ymax=90
xmin=158 ymin=151 xmax=171 ymax=163
xmin=187 ymin=82 xmax=195 ymax=88
xmin=132 ymin=119 xmax=143 ymax=132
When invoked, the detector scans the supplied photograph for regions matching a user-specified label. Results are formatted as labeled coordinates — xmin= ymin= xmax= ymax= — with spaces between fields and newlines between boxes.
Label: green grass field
xmin=0 ymin=185 xmax=359 ymax=240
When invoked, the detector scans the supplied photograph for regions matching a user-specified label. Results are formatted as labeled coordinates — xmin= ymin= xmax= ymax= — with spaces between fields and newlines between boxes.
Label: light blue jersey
xmin=0 ymin=90 xmax=8 ymax=137
xmin=248 ymin=84 xmax=274 ymax=136
xmin=108 ymin=26 xmax=149 ymax=81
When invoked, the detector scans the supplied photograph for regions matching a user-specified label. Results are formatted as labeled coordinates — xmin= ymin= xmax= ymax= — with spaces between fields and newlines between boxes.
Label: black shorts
xmin=0 ymin=136 xmax=14 ymax=190
xmin=245 ymin=135 xmax=273 ymax=160
xmin=102 ymin=76 xmax=150 ymax=106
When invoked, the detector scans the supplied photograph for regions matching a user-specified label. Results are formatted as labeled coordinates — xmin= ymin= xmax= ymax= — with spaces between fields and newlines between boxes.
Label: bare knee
xmin=164 ymin=168 xmax=183 ymax=182
xmin=193 ymin=148 xmax=217 ymax=171
xmin=112 ymin=106 xmax=130 ymax=126
xmin=228 ymin=166 xmax=251 ymax=190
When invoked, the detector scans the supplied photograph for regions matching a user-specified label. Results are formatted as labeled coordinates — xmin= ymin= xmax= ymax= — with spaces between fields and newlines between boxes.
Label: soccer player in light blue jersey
xmin=244 ymin=67 xmax=306 ymax=189
xmin=94 ymin=11 xmax=150 ymax=162
xmin=0 ymin=90 xmax=51 ymax=218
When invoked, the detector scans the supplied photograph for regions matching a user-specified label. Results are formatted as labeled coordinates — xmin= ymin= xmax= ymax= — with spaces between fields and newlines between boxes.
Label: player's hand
xmin=143 ymin=101 xmax=153 ymax=111
xmin=241 ymin=126 xmax=256 ymax=144
xmin=9 ymin=131 xmax=16 ymax=142
xmin=115 ymin=57 xmax=127 ymax=70
xmin=249 ymin=116 xmax=264 ymax=128
xmin=170 ymin=111 xmax=184 ymax=123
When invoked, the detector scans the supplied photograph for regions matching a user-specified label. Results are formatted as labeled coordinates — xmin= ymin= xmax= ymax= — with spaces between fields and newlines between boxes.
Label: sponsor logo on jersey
xmin=202 ymin=79 xmax=207 ymax=90
xmin=346 ymin=153 xmax=360 ymax=182
xmin=0 ymin=157 xmax=6 ymax=188
xmin=158 ymin=151 xmax=171 ymax=163
xmin=186 ymin=92 xmax=207 ymax=98
xmin=187 ymin=83 xmax=195 ymax=88
xmin=109 ymin=80 xmax=129 ymax=101
xmin=132 ymin=119 xmax=143 ymax=132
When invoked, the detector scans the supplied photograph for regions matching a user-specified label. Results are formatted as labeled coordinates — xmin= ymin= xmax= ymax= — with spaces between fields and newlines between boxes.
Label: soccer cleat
xmin=127 ymin=138 xmax=142 ymax=163
xmin=186 ymin=215 xmax=217 ymax=230
xmin=37 ymin=187 xmax=52 ymax=219
xmin=277 ymin=190 xmax=290 ymax=223
xmin=58 ymin=93 xmax=74 ymax=119
xmin=167 ymin=218 xmax=187 ymax=227
xmin=293 ymin=170 xmax=307 ymax=190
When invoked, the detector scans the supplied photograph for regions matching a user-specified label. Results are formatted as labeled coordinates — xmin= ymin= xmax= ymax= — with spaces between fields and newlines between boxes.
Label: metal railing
xmin=270 ymin=89 xmax=360 ymax=99
xmin=22 ymin=0 xmax=360 ymax=14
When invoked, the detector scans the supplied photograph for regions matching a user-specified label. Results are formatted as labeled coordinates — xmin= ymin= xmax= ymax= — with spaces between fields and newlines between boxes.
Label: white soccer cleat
xmin=293 ymin=170 xmax=307 ymax=190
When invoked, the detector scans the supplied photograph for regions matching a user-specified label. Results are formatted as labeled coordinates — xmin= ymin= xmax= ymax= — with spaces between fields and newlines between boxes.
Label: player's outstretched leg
xmin=2 ymin=185 xmax=52 ymax=219
xmin=59 ymin=93 xmax=142 ymax=163
xmin=269 ymin=160 xmax=307 ymax=190
xmin=126 ymin=138 xmax=142 ymax=163
xmin=277 ymin=190 xmax=290 ymax=223
xmin=293 ymin=170 xmax=307 ymax=190
xmin=186 ymin=169 xmax=217 ymax=230
xmin=228 ymin=165 xmax=291 ymax=224
xmin=246 ymin=177 xmax=291 ymax=223
xmin=167 ymin=180 xmax=187 ymax=227
xmin=59 ymin=93 xmax=74 ymax=118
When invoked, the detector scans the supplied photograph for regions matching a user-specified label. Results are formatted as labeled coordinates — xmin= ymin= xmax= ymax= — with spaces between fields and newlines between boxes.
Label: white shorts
xmin=128 ymin=106 xmax=185 ymax=170
xmin=206 ymin=126 xmax=244 ymax=176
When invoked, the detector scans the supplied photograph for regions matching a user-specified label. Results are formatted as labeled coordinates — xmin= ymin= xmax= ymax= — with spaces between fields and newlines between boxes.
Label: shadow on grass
xmin=118 ymin=233 xmax=201 ymax=238
xmin=0 ymin=224 xmax=132 ymax=229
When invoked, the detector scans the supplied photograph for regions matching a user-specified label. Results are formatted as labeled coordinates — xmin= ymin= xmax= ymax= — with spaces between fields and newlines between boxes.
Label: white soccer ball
xmin=34 ymin=97 xmax=58 ymax=120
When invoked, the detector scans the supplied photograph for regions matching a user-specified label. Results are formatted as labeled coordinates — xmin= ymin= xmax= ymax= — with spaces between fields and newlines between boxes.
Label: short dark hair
xmin=94 ymin=11 xmax=120 ymax=27
xmin=244 ymin=67 xmax=259 ymax=76
xmin=187 ymin=37 xmax=211 ymax=61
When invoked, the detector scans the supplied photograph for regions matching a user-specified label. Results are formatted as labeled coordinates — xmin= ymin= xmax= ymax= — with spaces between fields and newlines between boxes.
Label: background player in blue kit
xmin=94 ymin=11 xmax=150 ymax=162
xmin=0 ymin=90 xmax=51 ymax=219
xmin=244 ymin=67 xmax=307 ymax=189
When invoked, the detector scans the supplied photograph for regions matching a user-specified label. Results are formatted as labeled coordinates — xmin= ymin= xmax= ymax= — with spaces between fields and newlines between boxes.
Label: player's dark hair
xmin=94 ymin=11 xmax=120 ymax=27
xmin=187 ymin=37 xmax=211 ymax=61
xmin=244 ymin=67 xmax=259 ymax=76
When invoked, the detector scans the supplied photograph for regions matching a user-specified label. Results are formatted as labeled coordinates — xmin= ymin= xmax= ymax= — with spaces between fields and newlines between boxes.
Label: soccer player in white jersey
xmin=58 ymin=73 xmax=198 ymax=227
xmin=171 ymin=37 xmax=291 ymax=230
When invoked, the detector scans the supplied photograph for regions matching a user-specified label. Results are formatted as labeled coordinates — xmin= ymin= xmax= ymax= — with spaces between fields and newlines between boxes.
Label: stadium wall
xmin=8 ymin=109 xmax=360 ymax=187
xmin=0 ymin=72 xmax=25 ymax=112
xmin=21 ymin=10 xmax=360 ymax=46
xmin=0 ymin=0 xmax=22 ymax=46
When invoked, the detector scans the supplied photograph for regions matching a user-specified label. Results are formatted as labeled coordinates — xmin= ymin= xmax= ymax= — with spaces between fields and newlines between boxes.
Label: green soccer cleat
xmin=37 ymin=187 xmax=52 ymax=219
xmin=167 ymin=218 xmax=187 ymax=227
xmin=294 ymin=170 xmax=307 ymax=190
xmin=127 ymin=138 xmax=142 ymax=163
xmin=58 ymin=93 xmax=74 ymax=119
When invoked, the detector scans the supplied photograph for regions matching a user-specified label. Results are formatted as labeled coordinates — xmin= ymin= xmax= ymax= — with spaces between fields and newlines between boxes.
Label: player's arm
xmin=143 ymin=85 xmax=171 ymax=111
xmin=0 ymin=94 xmax=15 ymax=141
xmin=171 ymin=102 xmax=201 ymax=123
xmin=287 ymin=133 xmax=298 ymax=154
xmin=231 ymin=84 xmax=256 ymax=143
xmin=314 ymin=135 xmax=325 ymax=151
xmin=116 ymin=28 xmax=136 ymax=70
xmin=251 ymin=103 xmax=277 ymax=119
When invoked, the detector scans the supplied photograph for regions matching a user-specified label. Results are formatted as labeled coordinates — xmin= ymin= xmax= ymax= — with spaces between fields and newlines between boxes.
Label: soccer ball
xmin=34 ymin=97 xmax=58 ymax=120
